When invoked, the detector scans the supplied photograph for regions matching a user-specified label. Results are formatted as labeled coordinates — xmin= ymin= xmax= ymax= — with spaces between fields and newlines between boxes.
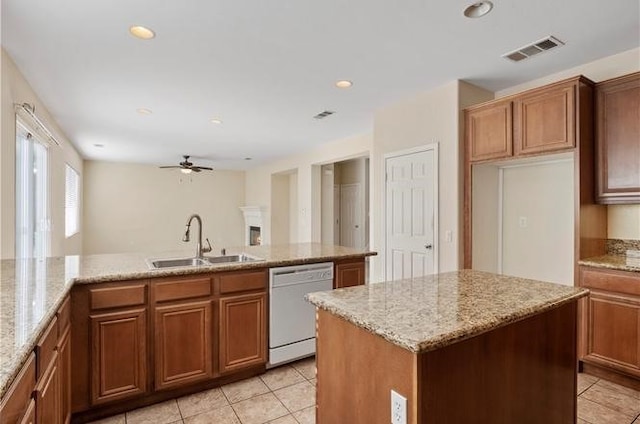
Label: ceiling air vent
xmin=502 ymin=36 xmax=564 ymax=63
xmin=313 ymin=110 xmax=335 ymax=120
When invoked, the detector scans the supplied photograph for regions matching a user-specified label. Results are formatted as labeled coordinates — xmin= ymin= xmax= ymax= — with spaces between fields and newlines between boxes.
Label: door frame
xmin=383 ymin=143 xmax=439 ymax=281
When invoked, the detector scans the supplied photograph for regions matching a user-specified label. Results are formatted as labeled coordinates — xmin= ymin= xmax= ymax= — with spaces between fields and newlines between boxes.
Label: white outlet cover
xmin=391 ymin=390 xmax=407 ymax=424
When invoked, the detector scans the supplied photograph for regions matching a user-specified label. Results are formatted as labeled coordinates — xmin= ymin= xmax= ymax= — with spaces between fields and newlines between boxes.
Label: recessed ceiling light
xmin=137 ymin=108 xmax=152 ymax=115
xmin=210 ymin=118 xmax=223 ymax=124
xmin=335 ymin=80 xmax=353 ymax=89
xmin=93 ymin=143 xmax=104 ymax=148
xmin=129 ymin=25 xmax=155 ymax=40
xmin=463 ymin=1 xmax=493 ymax=18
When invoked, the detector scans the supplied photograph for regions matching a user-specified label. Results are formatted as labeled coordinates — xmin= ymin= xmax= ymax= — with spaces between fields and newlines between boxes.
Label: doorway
xmin=320 ymin=157 xmax=369 ymax=249
xmin=384 ymin=144 xmax=438 ymax=281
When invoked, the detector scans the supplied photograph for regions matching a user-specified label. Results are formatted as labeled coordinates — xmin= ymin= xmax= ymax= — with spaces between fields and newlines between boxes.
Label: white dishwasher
xmin=269 ymin=262 xmax=333 ymax=367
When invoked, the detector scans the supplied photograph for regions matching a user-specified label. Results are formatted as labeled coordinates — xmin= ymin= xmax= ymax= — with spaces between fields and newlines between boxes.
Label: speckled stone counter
xmin=307 ymin=269 xmax=588 ymax=353
xmin=0 ymin=243 xmax=375 ymax=398
xmin=579 ymin=255 xmax=640 ymax=273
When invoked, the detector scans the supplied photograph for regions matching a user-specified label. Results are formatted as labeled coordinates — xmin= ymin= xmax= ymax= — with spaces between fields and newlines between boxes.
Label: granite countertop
xmin=578 ymin=254 xmax=640 ymax=273
xmin=0 ymin=243 xmax=375 ymax=398
xmin=306 ymin=270 xmax=588 ymax=354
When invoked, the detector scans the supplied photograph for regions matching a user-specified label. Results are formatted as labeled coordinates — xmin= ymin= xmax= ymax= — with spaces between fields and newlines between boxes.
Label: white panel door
xmin=340 ymin=183 xmax=364 ymax=249
xmin=385 ymin=149 xmax=435 ymax=281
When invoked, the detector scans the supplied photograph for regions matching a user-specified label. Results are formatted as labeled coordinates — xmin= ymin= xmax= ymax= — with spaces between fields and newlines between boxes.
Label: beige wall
xmin=501 ymin=159 xmax=575 ymax=285
xmin=83 ymin=161 xmax=245 ymax=254
xmin=1 ymin=49 xmax=84 ymax=258
xmin=496 ymin=47 xmax=640 ymax=241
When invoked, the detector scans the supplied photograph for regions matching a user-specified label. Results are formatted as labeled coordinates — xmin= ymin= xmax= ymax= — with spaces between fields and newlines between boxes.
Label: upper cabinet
xmin=465 ymin=77 xmax=589 ymax=163
xmin=466 ymin=99 xmax=513 ymax=162
xmin=596 ymin=72 xmax=640 ymax=204
xmin=514 ymin=81 xmax=576 ymax=155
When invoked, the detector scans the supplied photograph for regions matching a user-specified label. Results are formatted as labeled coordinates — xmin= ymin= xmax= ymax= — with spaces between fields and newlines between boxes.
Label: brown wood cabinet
xmin=154 ymin=300 xmax=213 ymax=389
xmin=90 ymin=308 xmax=147 ymax=404
xmin=514 ymin=81 xmax=576 ymax=155
xmin=219 ymin=293 xmax=267 ymax=374
xmin=596 ymin=72 xmax=640 ymax=204
xmin=18 ymin=400 xmax=34 ymax=424
xmin=56 ymin=297 xmax=71 ymax=424
xmin=35 ymin=352 xmax=60 ymax=424
xmin=334 ymin=258 xmax=366 ymax=288
xmin=0 ymin=354 xmax=36 ymax=424
xmin=579 ymin=266 xmax=640 ymax=385
xmin=465 ymin=77 xmax=586 ymax=164
xmin=465 ymin=99 xmax=513 ymax=162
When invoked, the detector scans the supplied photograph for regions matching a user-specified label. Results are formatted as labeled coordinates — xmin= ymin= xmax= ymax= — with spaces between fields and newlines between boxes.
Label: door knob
xmin=425 ymin=244 xmax=433 ymax=249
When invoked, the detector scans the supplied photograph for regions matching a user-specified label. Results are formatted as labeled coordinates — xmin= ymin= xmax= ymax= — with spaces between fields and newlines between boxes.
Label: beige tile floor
xmin=89 ymin=359 xmax=639 ymax=424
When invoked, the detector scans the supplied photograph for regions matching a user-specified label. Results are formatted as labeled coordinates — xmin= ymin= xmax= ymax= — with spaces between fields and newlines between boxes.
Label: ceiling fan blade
xmin=159 ymin=166 xmax=182 ymax=169
xmin=191 ymin=167 xmax=202 ymax=172
xmin=193 ymin=166 xmax=213 ymax=171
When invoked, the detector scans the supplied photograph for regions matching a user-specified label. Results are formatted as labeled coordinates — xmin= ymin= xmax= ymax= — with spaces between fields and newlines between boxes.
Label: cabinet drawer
xmin=580 ymin=267 xmax=640 ymax=296
xmin=218 ymin=270 xmax=267 ymax=294
xmin=0 ymin=353 xmax=35 ymax=424
xmin=56 ymin=296 xmax=71 ymax=337
xmin=36 ymin=317 xmax=58 ymax=379
xmin=90 ymin=284 xmax=146 ymax=310
xmin=154 ymin=277 xmax=212 ymax=302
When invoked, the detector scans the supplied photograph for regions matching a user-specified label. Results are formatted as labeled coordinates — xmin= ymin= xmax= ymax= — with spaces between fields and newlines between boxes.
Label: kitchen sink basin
xmin=148 ymin=257 xmax=209 ymax=269
xmin=203 ymin=253 xmax=263 ymax=264
xmin=148 ymin=254 xmax=263 ymax=269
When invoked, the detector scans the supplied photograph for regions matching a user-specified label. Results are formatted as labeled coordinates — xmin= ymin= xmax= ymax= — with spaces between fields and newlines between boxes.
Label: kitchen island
xmin=0 ymin=243 xmax=375 ymax=423
xmin=307 ymin=270 xmax=588 ymax=424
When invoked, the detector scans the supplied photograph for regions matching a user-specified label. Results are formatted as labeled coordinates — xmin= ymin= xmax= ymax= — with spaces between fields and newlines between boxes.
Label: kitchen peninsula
xmin=307 ymin=270 xmax=588 ymax=424
xmin=0 ymin=243 xmax=375 ymax=423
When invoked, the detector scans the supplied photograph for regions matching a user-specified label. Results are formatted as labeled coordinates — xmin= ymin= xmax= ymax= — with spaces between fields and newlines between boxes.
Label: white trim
xmin=497 ymin=168 xmax=504 ymax=274
xmin=383 ymin=143 xmax=439 ymax=280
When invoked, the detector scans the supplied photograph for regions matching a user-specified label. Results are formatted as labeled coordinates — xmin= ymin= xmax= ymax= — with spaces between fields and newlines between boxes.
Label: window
xmin=15 ymin=120 xmax=50 ymax=258
xmin=65 ymin=164 xmax=80 ymax=237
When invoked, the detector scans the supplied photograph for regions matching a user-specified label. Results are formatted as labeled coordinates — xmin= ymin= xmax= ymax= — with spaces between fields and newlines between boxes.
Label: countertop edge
xmin=578 ymin=255 xmax=640 ymax=273
xmin=308 ymin=289 xmax=588 ymax=354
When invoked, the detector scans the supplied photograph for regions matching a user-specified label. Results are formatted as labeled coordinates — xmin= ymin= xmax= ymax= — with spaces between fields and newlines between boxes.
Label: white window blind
xmin=65 ymin=164 xmax=80 ymax=237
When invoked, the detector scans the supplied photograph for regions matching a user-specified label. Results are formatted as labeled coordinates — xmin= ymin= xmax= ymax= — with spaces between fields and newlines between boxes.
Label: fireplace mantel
xmin=240 ymin=206 xmax=267 ymax=246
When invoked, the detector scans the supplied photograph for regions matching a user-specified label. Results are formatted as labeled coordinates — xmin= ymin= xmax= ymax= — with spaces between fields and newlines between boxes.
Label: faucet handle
xmin=202 ymin=238 xmax=213 ymax=254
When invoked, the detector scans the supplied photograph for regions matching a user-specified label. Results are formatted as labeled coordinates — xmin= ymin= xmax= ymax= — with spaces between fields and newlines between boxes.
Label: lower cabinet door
xmin=35 ymin=353 xmax=60 ymax=424
xmin=154 ymin=300 xmax=213 ymax=390
xmin=58 ymin=328 xmax=71 ymax=424
xmin=90 ymin=309 xmax=147 ymax=404
xmin=19 ymin=399 xmax=35 ymax=424
xmin=587 ymin=290 xmax=640 ymax=376
xmin=219 ymin=293 xmax=267 ymax=374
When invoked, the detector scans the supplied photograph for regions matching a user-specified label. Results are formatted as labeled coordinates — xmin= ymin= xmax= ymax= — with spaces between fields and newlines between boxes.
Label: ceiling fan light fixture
xmin=180 ymin=168 xmax=193 ymax=174
xmin=129 ymin=25 xmax=156 ymax=40
xmin=137 ymin=108 xmax=153 ymax=115
xmin=210 ymin=118 xmax=223 ymax=124
xmin=463 ymin=1 xmax=493 ymax=18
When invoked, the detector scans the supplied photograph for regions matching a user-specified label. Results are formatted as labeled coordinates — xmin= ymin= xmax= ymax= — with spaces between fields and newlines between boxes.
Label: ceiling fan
xmin=159 ymin=155 xmax=213 ymax=174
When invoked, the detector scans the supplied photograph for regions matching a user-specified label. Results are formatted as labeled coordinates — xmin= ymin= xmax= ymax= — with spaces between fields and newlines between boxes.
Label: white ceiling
xmin=2 ymin=0 xmax=639 ymax=170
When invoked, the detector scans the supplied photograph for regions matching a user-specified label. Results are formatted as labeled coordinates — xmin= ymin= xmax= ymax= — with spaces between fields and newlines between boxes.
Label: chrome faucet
xmin=182 ymin=214 xmax=212 ymax=258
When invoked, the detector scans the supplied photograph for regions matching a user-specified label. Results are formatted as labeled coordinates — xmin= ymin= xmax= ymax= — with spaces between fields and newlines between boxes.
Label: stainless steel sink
xmin=148 ymin=254 xmax=263 ymax=269
xmin=203 ymin=253 xmax=263 ymax=264
xmin=148 ymin=257 xmax=209 ymax=269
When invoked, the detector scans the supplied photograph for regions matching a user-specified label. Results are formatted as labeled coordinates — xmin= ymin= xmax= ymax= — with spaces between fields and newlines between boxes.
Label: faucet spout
xmin=183 ymin=214 xmax=211 ymax=258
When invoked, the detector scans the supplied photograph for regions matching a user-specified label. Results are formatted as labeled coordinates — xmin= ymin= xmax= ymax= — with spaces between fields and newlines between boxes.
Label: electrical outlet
xmin=391 ymin=390 xmax=407 ymax=424
xmin=518 ymin=216 xmax=528 ymax=228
